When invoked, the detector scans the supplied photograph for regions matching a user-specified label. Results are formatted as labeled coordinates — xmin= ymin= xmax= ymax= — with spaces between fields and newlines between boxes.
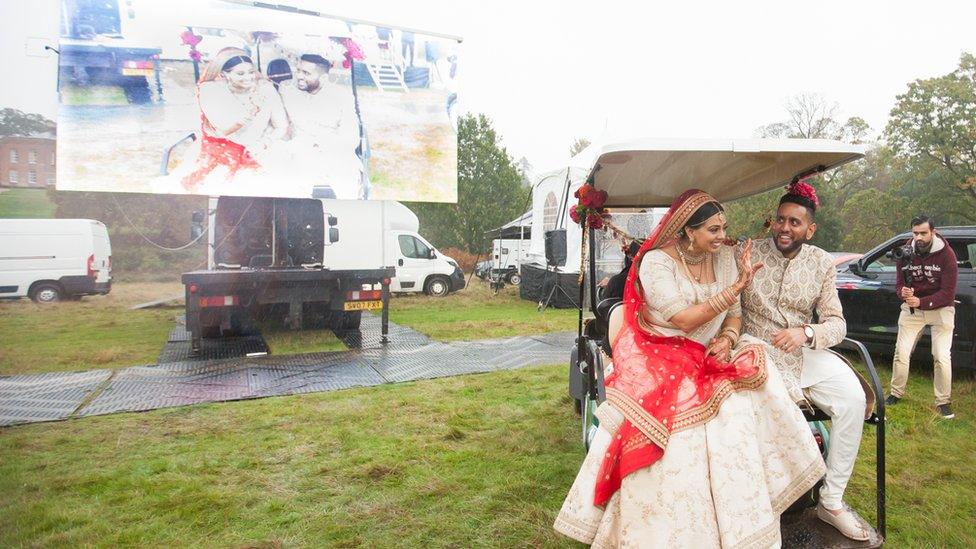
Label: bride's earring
xmin=685 ymin=232 xmax=696 ymax=252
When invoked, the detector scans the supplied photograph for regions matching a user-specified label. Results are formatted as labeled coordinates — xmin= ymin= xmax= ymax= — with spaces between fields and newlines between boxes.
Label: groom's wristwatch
xmin=803 ymin=324 xmax=815 ymax=345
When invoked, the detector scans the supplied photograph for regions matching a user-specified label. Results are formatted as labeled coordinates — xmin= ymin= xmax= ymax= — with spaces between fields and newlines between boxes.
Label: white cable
xmin=110 ymin=194 xmax=208 ymax=251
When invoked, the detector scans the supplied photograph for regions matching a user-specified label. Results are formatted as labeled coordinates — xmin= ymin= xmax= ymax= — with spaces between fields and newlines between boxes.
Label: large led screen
xmin=56 ymin=0 xmax=459 ymax=201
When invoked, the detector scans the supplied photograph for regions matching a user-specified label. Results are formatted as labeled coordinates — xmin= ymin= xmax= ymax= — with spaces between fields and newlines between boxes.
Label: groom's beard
xmin=774 ymin=234 xmax=808 ymax=257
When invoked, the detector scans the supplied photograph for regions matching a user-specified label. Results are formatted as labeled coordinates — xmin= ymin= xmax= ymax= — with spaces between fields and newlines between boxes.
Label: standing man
xmin=280 ymin=54 xmax=364 ymax=199
xmin=887 ymin=215 xmax=958 ymax=419
xmin=739 ymin=181 xmax=870 ymax=541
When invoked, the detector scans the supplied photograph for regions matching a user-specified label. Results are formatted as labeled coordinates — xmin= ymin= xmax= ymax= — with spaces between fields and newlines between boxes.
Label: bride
xmin=554 ymin=189 xmax=825 ymax=548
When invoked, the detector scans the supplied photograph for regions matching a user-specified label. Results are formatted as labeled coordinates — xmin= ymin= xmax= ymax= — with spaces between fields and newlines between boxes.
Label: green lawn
xmin=0 ymin=278 xmax=574 ymax=376
xmin=0 ymin=362 xmax=973 ymax=547
xmin=389 ymin=278 xmax=578 ymax=341
xmin=0 ymin=188 xmax=55 ymax=218
xmin=0 ymin=283 xmax=180 ymax=375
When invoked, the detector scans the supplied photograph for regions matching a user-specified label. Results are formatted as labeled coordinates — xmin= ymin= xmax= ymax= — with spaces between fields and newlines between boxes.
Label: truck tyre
xmin=424 ymin=276 xmax=451 ymax=297
xmin=507 ymin=272 xmax=521 ymax=285
xmin=31 ymin=283 xmax=63 ymax=303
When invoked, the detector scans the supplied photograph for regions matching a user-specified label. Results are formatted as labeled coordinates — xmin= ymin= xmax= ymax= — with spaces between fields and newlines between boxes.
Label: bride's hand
xmin=734 ymin=239 xmax=764 ymax=292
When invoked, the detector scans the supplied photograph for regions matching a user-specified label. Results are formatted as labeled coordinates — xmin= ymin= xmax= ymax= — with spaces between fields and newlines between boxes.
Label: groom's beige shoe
xmin=816 ymin=503 xmax=870 ymax=541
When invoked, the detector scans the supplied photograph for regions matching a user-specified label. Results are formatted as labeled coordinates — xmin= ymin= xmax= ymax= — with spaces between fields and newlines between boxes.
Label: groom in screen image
xmin=738 ymin=181 xmax=873 ymax=541
xmin=280 ymin=54 xmax=364 ymax=199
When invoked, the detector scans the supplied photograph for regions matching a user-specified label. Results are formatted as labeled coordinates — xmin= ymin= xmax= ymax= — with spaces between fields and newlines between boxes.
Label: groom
xmin=738 ymin=182 xmax=870 ymax=541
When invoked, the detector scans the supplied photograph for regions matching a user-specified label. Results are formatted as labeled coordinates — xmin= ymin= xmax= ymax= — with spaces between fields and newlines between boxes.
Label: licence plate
xmin=343 ymin=300 xmax=382 ymax=311
xmin=122 ymin=68 xmax=154 ymax=76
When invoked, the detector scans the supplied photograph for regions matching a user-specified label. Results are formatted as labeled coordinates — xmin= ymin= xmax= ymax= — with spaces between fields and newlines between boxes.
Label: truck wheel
xmin=507 ymin=273 xmax=521 ymax=285
xmin=424 ymin=276 xmax=451 ymax=297
xmin=31 ymin=283 xmax=63 ymax=303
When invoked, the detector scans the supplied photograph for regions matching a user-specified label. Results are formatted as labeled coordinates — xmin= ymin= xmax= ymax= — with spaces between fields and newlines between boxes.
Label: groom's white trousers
xmin=799 ymin=347 xmax=866 ymax=510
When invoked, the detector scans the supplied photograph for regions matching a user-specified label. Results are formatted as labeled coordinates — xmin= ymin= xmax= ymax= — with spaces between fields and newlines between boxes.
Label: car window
xmin=398 ymin=235 xmax=430 ymax=259
xmin=949 ymin=239 xmax=975 ymax=271
xmin=863 ymin=244 xmax=899 ymax=273
xmin=398 ymin=235 xmax=417 ymax=258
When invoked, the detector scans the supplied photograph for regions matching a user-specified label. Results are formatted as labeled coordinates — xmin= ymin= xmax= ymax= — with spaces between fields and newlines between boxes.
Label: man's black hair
xmin=779 ymin=194 xmax=816 ymax=221
xmin=911 ymin=214 xmax=935 ymax=230
xmin=300 ymin=54 xmax=332 ymax=73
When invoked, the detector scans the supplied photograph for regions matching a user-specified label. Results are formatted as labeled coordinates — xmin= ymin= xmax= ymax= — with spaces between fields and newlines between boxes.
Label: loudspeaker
xmin=545 ymin=229 xmax=567 ymax=267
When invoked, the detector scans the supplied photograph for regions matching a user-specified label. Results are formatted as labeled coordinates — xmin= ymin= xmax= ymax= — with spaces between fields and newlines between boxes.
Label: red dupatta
xmin=592 ymin=189 xmax=768 ymax=506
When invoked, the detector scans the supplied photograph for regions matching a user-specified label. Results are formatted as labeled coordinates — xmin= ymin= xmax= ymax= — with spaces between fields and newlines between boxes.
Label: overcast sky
xmin=3 ymin=0 xmax=975 ymax=172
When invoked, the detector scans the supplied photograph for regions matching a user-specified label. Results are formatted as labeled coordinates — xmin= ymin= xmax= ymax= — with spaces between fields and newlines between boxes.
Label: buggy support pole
xmin=381 ymin=278 xmax=391 ymax=344
xmin=844 ymin=338 xmax=886 ymax=539
xmin=588 ymin=225 xmax=597 ymax=318
xmin=576 ymin=229 xmax=586 ymax=376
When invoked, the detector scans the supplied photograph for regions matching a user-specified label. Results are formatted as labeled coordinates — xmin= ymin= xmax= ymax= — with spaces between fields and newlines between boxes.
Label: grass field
xmin=0 ymin=278 xmax=575 ymax=376
xmin=389 ymin=279 xmax=578 ymax=341
xmin=0 ymin=188 xmax=55 ymax=218
xmin=0 ymin=361 xmax=973 ymax=547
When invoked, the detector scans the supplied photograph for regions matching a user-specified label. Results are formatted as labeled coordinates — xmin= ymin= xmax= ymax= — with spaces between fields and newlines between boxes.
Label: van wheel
xmin=31 ymin=283 xmax=63 ymax=303
xmin=424 ymin=276 xmax=451 ymax=297
xmin=507 ymin=273 xmax=521 ymax=285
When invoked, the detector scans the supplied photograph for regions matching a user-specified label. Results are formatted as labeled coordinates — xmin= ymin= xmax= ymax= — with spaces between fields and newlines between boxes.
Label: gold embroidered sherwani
xmin=739 ymin=238 xmax=847 ymax=403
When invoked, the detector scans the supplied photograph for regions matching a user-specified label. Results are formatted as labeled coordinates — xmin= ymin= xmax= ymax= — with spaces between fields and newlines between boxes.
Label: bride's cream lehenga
xmin=554 ymin=245 xmax=826 ymax=549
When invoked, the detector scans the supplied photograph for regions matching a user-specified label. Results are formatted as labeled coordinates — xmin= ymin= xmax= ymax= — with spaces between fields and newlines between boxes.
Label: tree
xmin=734 ymin=95 xmax=882 ymax=250
xmin=838 ymin=188 xmax=909 ymax=251
xmin=569 ymin=137 xmax=591 ymax=157
xmin=0 ymin=108 xmax=56 ymax=137
xmin=409 ymin=114 xmax=527 ymax=254
xmin=885 ymin=52 xmax=976 ymax=222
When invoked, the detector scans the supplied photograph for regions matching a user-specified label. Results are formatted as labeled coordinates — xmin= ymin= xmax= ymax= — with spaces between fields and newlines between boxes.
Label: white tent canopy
xmin=524 ymin=149 xmax=595 ymax=272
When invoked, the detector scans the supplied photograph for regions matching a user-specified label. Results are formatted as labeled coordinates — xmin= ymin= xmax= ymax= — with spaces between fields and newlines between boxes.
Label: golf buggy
xmin=566 ymin=138 xmax=887 ymax=548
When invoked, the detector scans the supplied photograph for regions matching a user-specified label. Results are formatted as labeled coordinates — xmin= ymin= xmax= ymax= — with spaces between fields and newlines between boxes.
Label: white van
xmin=0 ymin=219 xmax=112 ymax=302
xmin=316 ymin=200 xmax=465 ymax=296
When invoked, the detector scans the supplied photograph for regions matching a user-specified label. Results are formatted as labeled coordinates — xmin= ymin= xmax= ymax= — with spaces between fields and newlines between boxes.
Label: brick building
xmin=0 ymin=134 xmax=56 ymax=189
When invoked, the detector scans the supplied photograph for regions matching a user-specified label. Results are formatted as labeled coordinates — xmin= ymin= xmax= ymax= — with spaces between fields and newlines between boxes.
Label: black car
xmin=837 ymin=226 xmax=976 ymax=369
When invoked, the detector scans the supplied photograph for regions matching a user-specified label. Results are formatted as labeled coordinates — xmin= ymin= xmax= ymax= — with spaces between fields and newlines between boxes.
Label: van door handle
xmin=398 ymin=259 xmax=403 ymax=266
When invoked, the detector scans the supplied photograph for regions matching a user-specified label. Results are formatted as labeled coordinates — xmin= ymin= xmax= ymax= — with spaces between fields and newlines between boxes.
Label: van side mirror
xmin=327 ymin=215 xmax=338 ymax=227
xmin=427 ymin=249 xmax=436 ymax=260
xmin=329 ymin=228 xmax=339 ymax=243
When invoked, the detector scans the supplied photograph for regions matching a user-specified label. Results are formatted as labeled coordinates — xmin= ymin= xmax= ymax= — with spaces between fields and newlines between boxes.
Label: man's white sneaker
xmin=816 ymin=503 xmax=870 ymax=541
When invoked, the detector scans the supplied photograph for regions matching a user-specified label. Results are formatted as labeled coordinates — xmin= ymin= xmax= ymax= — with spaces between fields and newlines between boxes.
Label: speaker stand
xmin=537 ymin=264 xmax=577 ymax=312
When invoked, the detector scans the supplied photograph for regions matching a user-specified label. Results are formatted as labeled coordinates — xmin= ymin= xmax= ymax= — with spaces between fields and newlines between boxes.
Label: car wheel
xmin=425 ymin=276 xmax=451 ymax=297
xmin=31 ymin=283 xmax=62 ymax=303
xmin=507 ymin=273 xmax=521 ymax=285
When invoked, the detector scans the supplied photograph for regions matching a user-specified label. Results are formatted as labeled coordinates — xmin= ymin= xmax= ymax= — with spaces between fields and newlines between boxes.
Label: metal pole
xmin=588 ymin=225 xmax=597 ymax=317
xmin=381 ymin=278 xmax=390 ymax=344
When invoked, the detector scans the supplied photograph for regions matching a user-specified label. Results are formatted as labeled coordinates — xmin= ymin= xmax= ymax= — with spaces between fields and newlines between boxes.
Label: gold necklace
xmin=677 ymin=244 xmax=707 ymax=265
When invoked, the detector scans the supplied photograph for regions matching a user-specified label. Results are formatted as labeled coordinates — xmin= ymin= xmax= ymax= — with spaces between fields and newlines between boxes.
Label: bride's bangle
xmin=706 ymin=287 xmax=738 ymax=314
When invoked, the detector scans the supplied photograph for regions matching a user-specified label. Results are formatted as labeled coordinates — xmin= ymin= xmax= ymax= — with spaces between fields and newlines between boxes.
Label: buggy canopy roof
xmin=587 ymin=138 xmax=866 ymax=208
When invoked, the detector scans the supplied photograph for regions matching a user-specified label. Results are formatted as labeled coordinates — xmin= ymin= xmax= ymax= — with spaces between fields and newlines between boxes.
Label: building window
xmin=8 ymin=170 xmax=18 ymax=185
xmin=46 ymin=174 xmax=56 ymax=186
xmin=28 ymin=150 xmax=37 ymax=164
xmin=9 ymin=149 xmax=17 ymax=163
xmin=50 ymin=152 xmax=56 ymax=166
xmin=28 ymin=170 xmax=37 ymax=184
xmin=543 ymin=192 xmax=559 ymax=232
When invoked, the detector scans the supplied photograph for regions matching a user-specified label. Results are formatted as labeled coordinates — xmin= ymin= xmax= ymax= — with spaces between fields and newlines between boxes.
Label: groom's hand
xmin=707 ymin=337 xmax=732 ymax=362
xmin=771 ymin=328 xmax=807 ymax=353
